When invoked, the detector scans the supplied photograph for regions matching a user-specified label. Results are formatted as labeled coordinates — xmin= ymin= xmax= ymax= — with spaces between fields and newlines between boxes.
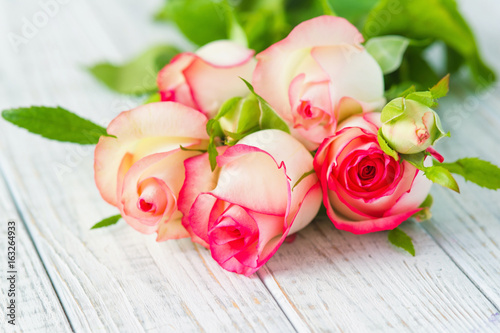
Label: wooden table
xmin=1 ymin=0 xmax=499 ymax=332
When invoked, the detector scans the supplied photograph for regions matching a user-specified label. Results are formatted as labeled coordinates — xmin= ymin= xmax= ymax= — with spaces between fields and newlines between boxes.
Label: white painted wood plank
xmin=422 ymin=90 xmax=500 ymax=308
xmin=419 ymin=0 xmax=500 ymax=310
xmin=0 ymin=0 xmax=295 ymax=332
xmin=0 ymin=166 xmax=72 ymax=332
xmin=260 ymin=219 xmax=499 ymax=332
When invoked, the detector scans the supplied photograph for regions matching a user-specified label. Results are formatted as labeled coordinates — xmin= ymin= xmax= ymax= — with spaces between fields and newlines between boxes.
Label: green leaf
xmin=430 ymin=74 xmax=450 ymax=99
xmin=424 ymin=165 xmax=460 ymax=192
xmin=285 ymin=0 xmax=324 ymax=27
xmin=363 ymin=0 xmax=495 ymax=87
xmin=439 ymin=158 xmax=500 ymax=190
xmin=91 ymin=214 xmax=121 ymax=230
xmin=227 ymin=6 xmax=248 ymax=47
xmin=2 ymin=106 xmax=110 ymax=144
xmin=241 ymin=78 xmax=290 ymax=134
xmin=156 ymin=0 xmax=229 ymax=45
xmin=88 ymin=45 xmax=180 ymax=95
xmin=365 ymin=36 xmax=410 ymax=74
xmin=397 ymin=51 xmax=440 ymax=90
xmin=446 ymin=45 xmax=464 ymax=73
xmin=388 ymin=227 xmax=415 ymax=256
xmin=327 ymin=0 xmax=378 ymax=26
xmin=319 ymin=0 xmax=336 ymax=16
xmin=292 ymin=169 xmax=316 ymax=191
xmin=377 ymin=128 xmax=399 ymax=161
xmin=239 ymin=2 xmax=289 ymax=53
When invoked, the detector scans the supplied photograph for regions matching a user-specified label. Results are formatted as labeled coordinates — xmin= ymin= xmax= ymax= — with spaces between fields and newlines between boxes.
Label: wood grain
xmin=260 ymin=219 xmax=499 ymax=332
xmin=0 ymin=163 xmax=72 ymax=332
xmin=420 ymin=0 xmax=500 ymax=311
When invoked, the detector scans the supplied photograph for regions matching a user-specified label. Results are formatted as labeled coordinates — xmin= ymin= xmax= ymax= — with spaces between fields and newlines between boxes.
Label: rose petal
xmin=254 ymin=17 xmax=363 ymax=119
xmin=156 ymin=211 xmax=189 ymax=241
xmin=311 ymin=45 xmax=384 ymax=108
xmin=214 ymin=145 xmax=289 ymax=215
xmin=94 ymin=102 xmax=208 ymax=206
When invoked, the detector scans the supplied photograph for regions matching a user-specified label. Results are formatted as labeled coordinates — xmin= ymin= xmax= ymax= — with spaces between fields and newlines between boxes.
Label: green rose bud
xmin=216 ymin=95 xmax=260 ymax=144
xmin=380 ymin=97 xmax=447 ymax=154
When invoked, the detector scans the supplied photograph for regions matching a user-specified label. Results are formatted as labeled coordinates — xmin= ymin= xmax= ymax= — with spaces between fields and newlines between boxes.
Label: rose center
xmin=359 ymin=165 xmax=376 ymax=181
xmin=298 ymin=101 xmax=314 ymax=119
xmin=227 ymin=227 xmax=242 ymax=238
xmin=160 ymin=89 xmax=176 ymax=102
xmin=138 ymin=198 xmax=155 ymax=212
xmin=416 ymin=128 xmax=430 ymax=144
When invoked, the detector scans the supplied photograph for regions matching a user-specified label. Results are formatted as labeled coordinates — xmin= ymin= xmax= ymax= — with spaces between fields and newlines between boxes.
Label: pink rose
xmin=94 ymin=102 xmax=209 ymax=240
xmin=157 ymin=40 xmax=257 ymax=118
xmin=253 ymin=16 xmax=385 ymax=150
xmin=179 ymin=130 xmax=322 ymax=275
xmin=313 ymin=113 xmax=432 ymax=234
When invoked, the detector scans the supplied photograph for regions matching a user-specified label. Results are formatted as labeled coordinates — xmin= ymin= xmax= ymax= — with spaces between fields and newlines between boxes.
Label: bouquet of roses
xmin=3 ymin=11 xmax=500 ymax=276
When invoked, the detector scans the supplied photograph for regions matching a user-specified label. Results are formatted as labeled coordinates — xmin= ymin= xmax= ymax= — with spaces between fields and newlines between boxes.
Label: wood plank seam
xmin=0 ymin=155 xmax=76 ymax=333
xmin=420 ymin=217 xmax=500 ymax=312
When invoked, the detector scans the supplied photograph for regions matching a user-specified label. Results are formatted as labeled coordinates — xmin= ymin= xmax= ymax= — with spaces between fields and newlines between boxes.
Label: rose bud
xmin=94 ymin=102 xmax=209 ymax=241
xmin=314 ymin=113 xmax=432 ymax=234
xmin=381 ymin=98 xmax=447 ymax=154
xmin=217 ymin=95 xmax=261 ymax=141
xmin=253 ymin=16 xmax=385 ymax=150
xmin=157 ymin=40 xmax=256 ymax=119
xmin=178 ymin=130 xmax=322 ymax=275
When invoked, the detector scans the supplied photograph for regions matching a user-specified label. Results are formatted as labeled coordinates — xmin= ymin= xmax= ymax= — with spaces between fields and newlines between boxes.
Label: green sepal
xmin=430 ymin=74 xmax=450 ymax=99
xmin=405 ymin=91 xmax=436 ymax=108
xmin=412 ymin=194 xmax=433 ymax=222
xmin=401 ymin=152 xmax=426 ymax=170
xmin=380 ymin=97 xmax=405 ymax=123
xmin=419 ymin=194 xmax=433 ymax=209
xmin=292 ymin=169 xmax=316 ymax=191
xmin=377 ymin=128 xmax=399 ymax=161
xmin=179 ymin=145 xmax=207 ymax=153
xmin=208 ymin=137 xmax=219 ymax=172
xmin=398 ymin=85 xmax=417 ymax=98
xmin=241 ymin=78 xmax=290 ymax=134
xmin=401 ymin=153 xmax=460 ymax=192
